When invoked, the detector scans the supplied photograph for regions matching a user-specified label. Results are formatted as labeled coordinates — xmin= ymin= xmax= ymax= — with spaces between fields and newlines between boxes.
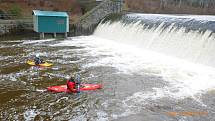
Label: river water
xmin=1 ymin=13 xmax=215 ymax=121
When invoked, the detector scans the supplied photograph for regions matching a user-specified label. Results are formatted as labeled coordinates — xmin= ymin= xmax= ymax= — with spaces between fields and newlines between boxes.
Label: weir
xmin=94 ymin=13 xmax=215 ymax=67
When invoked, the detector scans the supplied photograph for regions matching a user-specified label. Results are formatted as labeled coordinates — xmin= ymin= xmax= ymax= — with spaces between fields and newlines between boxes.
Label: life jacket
xmin=34 ymin=57 xmax=42 ymax=65
xmin=67 ymin=80 xmax=76 ymax=92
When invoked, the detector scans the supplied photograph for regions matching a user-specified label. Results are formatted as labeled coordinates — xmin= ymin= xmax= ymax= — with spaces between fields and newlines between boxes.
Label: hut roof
xmin=32 ymin=10 xmax=68 ymax=17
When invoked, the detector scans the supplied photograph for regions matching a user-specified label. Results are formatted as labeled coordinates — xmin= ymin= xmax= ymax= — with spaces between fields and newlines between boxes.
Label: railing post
xmin=65 ymin=32 xmax=67 ymax=38
xmin=53 ymin=33 xmax=57 ymax=38
xmin=40 ymin=32 xmax=44 ymax=39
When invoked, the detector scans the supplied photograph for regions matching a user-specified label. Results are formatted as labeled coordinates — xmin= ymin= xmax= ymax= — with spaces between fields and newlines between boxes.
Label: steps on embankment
xmin=71 ymin=0 xmax=123 ymax=36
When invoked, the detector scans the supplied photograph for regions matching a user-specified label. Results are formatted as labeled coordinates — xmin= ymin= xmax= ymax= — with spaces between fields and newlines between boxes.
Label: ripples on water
xmin=0 ymin=36 xmax=215 ymax=121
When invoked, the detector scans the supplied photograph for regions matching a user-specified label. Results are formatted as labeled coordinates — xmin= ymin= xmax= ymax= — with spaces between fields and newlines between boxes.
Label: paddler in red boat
xmin=66 ymin=75 xmax=81 ymax=93
xmin=47 ymin=74 xmax=102 ymax=93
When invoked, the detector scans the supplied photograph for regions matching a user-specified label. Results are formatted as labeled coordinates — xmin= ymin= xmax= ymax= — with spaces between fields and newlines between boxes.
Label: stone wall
xmin=72 ymin=0 xmax=123 ymax=36
xmin=0 ymin=20 xmax=33 ymax=35
xmin=0 ymin=20 xmax=16 ymax=35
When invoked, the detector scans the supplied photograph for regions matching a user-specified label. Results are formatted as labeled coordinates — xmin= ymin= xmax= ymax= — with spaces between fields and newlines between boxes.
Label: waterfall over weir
xmin=94 ymin=13 xmax=215 ymax=68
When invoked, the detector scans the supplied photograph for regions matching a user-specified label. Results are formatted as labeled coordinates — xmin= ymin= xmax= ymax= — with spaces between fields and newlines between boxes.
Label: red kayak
xmin=47 ymin=84 xmax=102 ymax=93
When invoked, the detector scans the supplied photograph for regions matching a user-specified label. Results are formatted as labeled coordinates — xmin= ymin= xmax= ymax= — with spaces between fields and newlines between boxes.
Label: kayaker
xmin=67 ymin=75 xmax=81 ymax=93
xmin=34 ymin=54 xmax=44 ymax=65
xmin=67 ymin=76 xmax=76 ymax=92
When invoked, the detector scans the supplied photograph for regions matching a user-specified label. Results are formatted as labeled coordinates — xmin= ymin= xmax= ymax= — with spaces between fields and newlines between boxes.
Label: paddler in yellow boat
xmin=34 ymin=54 xmax=45 ymax=65
xmin=27 ymin=54 xmax=53 ymax=67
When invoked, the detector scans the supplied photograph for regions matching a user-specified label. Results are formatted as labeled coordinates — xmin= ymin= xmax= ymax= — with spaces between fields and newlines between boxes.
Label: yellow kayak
xmin=27 ymin=60 xmax=53 ymax=67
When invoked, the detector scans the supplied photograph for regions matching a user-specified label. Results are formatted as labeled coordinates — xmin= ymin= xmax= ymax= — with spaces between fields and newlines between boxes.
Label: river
xmin=1 ymin=13 xmax=215 ymax=121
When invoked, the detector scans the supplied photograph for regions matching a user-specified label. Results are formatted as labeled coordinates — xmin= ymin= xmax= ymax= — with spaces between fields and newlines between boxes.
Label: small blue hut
xmin=32 ymin=10 xmax=69 ymax=38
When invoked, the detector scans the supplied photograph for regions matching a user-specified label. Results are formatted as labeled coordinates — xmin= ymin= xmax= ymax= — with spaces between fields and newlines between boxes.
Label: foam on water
xmin=23 ymin=109 xmax=39 ymax=121
xmin=23 ymin=39 xmax=56 ymax=44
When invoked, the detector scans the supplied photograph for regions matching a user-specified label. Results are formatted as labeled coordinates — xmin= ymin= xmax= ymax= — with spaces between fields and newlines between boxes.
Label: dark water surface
xmin=0 ymin=36 xmax=215 ymax=121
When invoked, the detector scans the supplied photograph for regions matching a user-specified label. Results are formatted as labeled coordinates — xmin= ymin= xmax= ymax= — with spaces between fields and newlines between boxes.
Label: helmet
xmin=66 ymin=76 xmax=70 ymax=80
xmin=67 ymin=75 xmax=75 ymax=82
xmin=35 ymin=54 xmax=40 ymax=58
